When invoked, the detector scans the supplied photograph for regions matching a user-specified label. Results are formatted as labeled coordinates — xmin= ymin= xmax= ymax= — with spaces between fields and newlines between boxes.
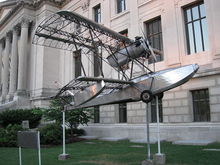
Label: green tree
xmin=44 ymin=98 xmax=93 ymax=138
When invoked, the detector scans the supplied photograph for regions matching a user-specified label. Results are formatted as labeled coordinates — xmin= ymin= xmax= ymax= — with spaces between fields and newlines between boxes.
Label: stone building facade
xmin=0 ymin=0 xmax=220 ymax=142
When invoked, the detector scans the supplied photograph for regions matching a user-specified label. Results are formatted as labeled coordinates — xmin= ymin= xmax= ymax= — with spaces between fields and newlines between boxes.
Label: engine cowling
xmin=107 ymin=37 xmax=151 ymax=68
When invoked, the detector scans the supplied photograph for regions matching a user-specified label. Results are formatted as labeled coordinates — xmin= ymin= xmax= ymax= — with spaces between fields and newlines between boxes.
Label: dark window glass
xmin=74 ymin=50 xmax=81 ymax=78
xmin=74 ymin=23 xmax=81 ymax=34
xmin=118 ymin=29 xmax=128 ymax=48
xmin=145 ymin=17 xmax=163 ymax=64
xmin=119 ymin=103 xmax=127 ymax=123
xmin=94 ymin=4 xmax=101 ymax=23
xmin=117 ymin=0 xmax=126 ymax=13
xmin=94 ymin=106 xmax=100 ymax=123
xmin=184 ymin=2 xmax=209 ymax=54
xmin=119 ymin=29 xmax=128 ymax=37
xmin=94 ymin=50 xmax=102 ymax=77
xmin=192 ymin=89 xmax=210 ymax=122
xmin=151 ymin=97 xmax=163 ymax=123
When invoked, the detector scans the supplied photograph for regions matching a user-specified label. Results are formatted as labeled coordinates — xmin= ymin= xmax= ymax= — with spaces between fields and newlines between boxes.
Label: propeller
xmin=146 ymin=39 xmax=157 ymax=63
xmin=139 ymin=27 xmax=157 ymax=63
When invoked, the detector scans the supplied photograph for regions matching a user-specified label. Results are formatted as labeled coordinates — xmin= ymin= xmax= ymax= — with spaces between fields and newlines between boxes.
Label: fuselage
xmin=67 ymin=64 xmax=199 ymax=110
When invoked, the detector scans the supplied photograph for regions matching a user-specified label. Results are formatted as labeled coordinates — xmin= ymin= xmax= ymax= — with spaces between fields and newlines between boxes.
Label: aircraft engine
xmin=107 ymin=37 xmax=151 ymax=68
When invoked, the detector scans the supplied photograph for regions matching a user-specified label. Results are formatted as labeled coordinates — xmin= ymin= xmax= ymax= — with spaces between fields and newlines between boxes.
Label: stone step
xmin=173 ymin=140 xmax=215 ymax=146
xmin=130 ymin=138 xmax=164 ymax=144
xmin=99 ymin=137 xmax=127 ymax=142
xmin=79 ymin=136 xmax=98 ymax=140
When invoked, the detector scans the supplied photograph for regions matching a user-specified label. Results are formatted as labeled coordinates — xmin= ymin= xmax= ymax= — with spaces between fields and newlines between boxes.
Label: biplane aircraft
xmin=33 ymin=11 xmax=199 ymax=109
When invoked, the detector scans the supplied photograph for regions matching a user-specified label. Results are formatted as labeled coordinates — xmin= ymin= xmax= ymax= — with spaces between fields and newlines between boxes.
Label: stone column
xmin=17 ymin=19 xmax=29 ymax=95
xmin=9 ymin=27 xmax=19 ymax=96
xmin=0 ymin=41 xmax=3 ymax=95
xmin=2 ymin=33 xmax=11 ymax=98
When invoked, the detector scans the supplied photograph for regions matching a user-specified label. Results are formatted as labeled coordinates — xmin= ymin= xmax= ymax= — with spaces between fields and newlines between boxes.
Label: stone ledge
xmin=79 ymin=136 xmax=98 ymax=140
xmin=0 ymin=100 xmax=16 ymax=110
xmin=99 ymin=137 xmax=127 ymax=142
xmin=130 ymin=138 xmax=165 ymax=144
xmin=172 ymin=140 xmax=215 ymax=146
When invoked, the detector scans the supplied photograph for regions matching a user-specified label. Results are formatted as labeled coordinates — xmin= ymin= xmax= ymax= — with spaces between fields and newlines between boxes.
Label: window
xmin=151 ymin=97 xmax=163 ymax=123
xmin=119 ymin=29 xmax=128 ymax=37
xmin=94 ymin=51 xmax=102 ymax=77
xmin=93 ymin=4 xmax=101 ymax=23
xmin=74 ymin=50 xmax=81 ymax=78
xmin=145 ymin=17 xmax=163 ymax=64
xmin=94 ymin=106 xmax=100 ymax=123
xmin=119 ymin=103 xmax=127 ymax=123
xmin=192 ymin=89 xmax=210 ymax=122
xmin=119 ymin=29 xmax=128 ymax=48
xmin=117 ymin=0 xmax=126 ymax=13
xmin=93 ymin=47 xmax=102 ymax=122
xmin=184 ymin=1 xmax=209 ymax=54
xmin=74 ymin=23 xmax=81 ymax=34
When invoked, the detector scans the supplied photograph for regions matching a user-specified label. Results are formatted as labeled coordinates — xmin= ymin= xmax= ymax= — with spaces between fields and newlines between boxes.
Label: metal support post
xmin=62 ymin=110 xmax=66 ymax=155
xmin=146 ymin=103 xmax=151 ymax=160
xmin=142 ymin=103 xmax=153 ymax=165
xmin=153 ymin=96 xmax=166 ymax=165
xmin=58 ymin=107 xmax=70 ymax=160
xmin=37 ymin=131 xmax=42 ymax=165
xmin=156 ymin=96 xmax=161 ymax=154
xmin=19 ymin=147 xmax=22 ymax=165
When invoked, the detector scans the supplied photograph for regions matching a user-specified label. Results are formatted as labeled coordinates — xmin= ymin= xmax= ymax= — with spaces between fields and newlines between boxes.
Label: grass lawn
xmin=0 ymin=140 xmax=220 ymax=165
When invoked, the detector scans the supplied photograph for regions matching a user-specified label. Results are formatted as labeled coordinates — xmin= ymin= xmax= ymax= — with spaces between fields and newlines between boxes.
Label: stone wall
xmin=81 ymin=122 xmax=220 ymax=142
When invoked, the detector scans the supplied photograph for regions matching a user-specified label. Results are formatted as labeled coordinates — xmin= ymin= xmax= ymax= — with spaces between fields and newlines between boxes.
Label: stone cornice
xmin=21 ymin=17 xmax=31 ymax=28
xmin=0 ymin=0 xmax=16 ymax=8
xmin=0 ymin=0 xmax=70 ymax=28
xmin=0 ymin=2 xmax=23 ymax=29
xmin=195 ymin=66 xmax=220 ymax=78
xmin=12 ymin=25 xmax=20 ymax=34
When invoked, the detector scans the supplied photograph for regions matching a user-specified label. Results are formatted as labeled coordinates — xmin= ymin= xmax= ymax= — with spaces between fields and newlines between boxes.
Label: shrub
xmin=0 ymin=108 xmax=43 ymax=128
xmin=0 ymin=124 xmax=24 ymax=147
xmin=44 ymin=98 xmax=93 ymax=139
xmin=38 ymin=123 xmax=62 ymax=145
xmin=66 ymin=128 xmax=85 ymax=137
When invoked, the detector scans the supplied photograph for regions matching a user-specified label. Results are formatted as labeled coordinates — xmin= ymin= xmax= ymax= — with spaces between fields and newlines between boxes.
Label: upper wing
xmin=33 ymin=10 xmax=133 ymax=52
xmin=33 ymin=10 xmax=139 ymax=80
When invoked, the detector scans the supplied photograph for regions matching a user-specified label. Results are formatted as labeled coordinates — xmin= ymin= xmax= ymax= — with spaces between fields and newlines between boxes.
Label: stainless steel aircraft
xmin=33 ymin=11 xmax=199 ymax=109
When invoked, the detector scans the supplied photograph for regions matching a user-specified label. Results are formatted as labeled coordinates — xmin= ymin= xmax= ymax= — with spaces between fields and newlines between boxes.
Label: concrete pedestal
xmin=58 ymin=153 xmax=70 ymax=160
xmin=15 ymin=89 xmax=27 ymax=96
xmin=153 ymin=153 xmax=166 ymax=165
xmin=6 ymin=94 xmax=13 ymax=102
xmin=0 ymin=96 xmax=5 ymax=104
xmin=142 ymin=159 xmax=153 ymax=165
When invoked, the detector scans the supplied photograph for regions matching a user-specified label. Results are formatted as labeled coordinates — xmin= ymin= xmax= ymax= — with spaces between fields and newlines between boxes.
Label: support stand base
xmin=142 ymin=159 xmax=153 ymax=165
xmin=58 ymin=154 xmax=70 ymax=160
xmin=153 ymin=153 xmax=166 ymax=165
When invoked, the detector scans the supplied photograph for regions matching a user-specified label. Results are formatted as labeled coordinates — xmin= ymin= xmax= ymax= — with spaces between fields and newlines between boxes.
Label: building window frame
xmin=151 ymin=97 xmax=163 ymax=123
xmin=73 ymin=50 xmax=81 ymax=78
xmin=145 ymin=16 xmax=163 ymax=64
xmin=116 ymin=0 xmax=126 ymax=14
xmin=192 ymin=89 xmax=210 ymax=122
xmin=94 ymin=50 xmax=102 ymax=77
xmin=119 ymin=29 xmax=128 ymax=37
xmin=93 ymin=4 xmax=101 ymax=23
xmin=94 ymin=106 xmax=100 ymax=123
xmin=119 ymin=103 xmax=127 ymax=123
xmin=183 ymin=1 xmax=209 ymax=54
